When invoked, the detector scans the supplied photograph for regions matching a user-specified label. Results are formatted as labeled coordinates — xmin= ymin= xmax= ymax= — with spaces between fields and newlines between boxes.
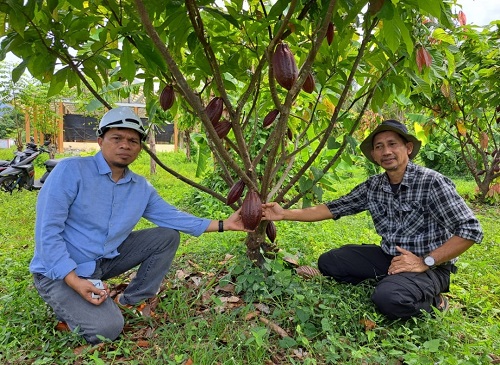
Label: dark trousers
xmin=317 ymin=244 xmax=452 ymax=319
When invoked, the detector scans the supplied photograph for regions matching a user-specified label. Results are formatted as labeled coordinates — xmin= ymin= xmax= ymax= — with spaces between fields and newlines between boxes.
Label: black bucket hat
xmin=359 ymin=119 xmax=421 ymax=164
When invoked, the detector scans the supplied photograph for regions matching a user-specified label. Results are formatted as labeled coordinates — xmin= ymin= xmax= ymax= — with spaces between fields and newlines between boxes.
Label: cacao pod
xmin=295 ymin=265 xmax=321 ymax=279
xmin=160 ymin=85 xmax=175 ymax=111
xmin=266 ymin=221 xmax=276 ymax=243
xmin=205 ymin=97 xmax=223 ymax=124
xmin=263 ymin=109 xmax=279 ymax=128
xmin=368 ymin=0 xmax=384 ymax=15
xmin=326 ymin=22 xmax=334 ymax=46
xmin=302 ymin=72 xmax=315 ymax=94
xmin=213 ymin=119 xmax=232 ymax=139
xmin=226 ymin=180 xmax=246 ymax=205
xmin=272 ymin=43 xmax=298 ymax=90
xmin=240 ymin=190 xmax=262 ymax=230
xmin=287 ymin=128 xmax=293 ymax=141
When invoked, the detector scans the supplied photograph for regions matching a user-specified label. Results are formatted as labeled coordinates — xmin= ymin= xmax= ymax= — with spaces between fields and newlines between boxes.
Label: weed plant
xmin=0 ymin=149 xmax=498 ymax=364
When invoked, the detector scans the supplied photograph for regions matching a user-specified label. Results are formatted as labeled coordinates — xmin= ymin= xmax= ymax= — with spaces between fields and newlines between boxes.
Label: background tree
xmin=411 ymin=16 xmax=500 ymax=203
xmin=0 ymin=0 xmax=458 ymax=263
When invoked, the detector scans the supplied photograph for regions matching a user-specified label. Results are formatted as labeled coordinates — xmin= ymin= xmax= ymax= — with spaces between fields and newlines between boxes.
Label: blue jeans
xmin=33 ymin=227 xmax=180 ymax=344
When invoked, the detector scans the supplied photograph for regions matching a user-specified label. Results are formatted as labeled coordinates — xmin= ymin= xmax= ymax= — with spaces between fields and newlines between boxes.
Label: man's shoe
xmin=438 ymin=294 xmax=449 ymax=312
xmin=55 ymin=321 xmax=70 ymax=332
xmin=114 ymin=294 xmax=156 ymax=317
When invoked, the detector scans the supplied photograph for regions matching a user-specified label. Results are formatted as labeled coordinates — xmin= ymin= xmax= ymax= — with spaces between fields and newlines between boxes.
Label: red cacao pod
xmin=326 ymin=22 xmax=334 ymax=46
xmin=160 ymin=85 xmax=175 ymax=111
xmin=240 ymin=190 xmax=262 ymax=230
xmin=214 ymin=119 xmax=232 ymax=139
xmin=205 ymin=97 xmax=223 ymax=124
xmin=266 ymin=221 xmax=277 ymax=243
xmin=368 ymin=0 xmax=384 ymax=15
xmin=263 ymin=109 xmax=279 ymax=129
xmin=226 ymin=180 xmax=246 ymax=205
xmin=302 ymin=72 xmax=315 ymax=94
xmin=272 ymin=43 xmax=298 ymax=90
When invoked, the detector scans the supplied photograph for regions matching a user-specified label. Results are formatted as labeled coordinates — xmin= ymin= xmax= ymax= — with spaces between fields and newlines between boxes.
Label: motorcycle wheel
xmin=0 ymin=176 xmax=18 ymax=193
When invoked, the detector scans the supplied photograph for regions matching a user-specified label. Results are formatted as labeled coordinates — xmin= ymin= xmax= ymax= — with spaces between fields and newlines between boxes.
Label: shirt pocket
xmin=367 ymin=202 xmax=389 ymax=235
xmin=398 ymin=201 xmax=426 ymax=235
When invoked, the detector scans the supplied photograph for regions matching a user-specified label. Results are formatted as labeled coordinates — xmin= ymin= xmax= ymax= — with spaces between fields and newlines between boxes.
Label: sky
xmin=454 ymin=0 xmax=500 ymax=25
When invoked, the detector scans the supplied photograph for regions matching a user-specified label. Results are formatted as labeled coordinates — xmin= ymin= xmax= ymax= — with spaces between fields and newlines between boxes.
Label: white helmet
xmin=96 ymin=107 xmax=147 ymax=141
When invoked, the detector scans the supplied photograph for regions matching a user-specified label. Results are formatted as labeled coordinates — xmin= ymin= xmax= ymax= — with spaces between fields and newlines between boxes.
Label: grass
xmin=0 ymin=147 xmax=499 ymax=364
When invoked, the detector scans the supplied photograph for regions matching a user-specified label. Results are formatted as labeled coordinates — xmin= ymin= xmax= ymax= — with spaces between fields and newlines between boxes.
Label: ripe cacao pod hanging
xmin=226 ymin=180 xmax=246 ymax=205
xmin=240 ymin=190 xmax=262 ymax=230
xmin=326 ymin=22 xmax=334 ymax=46
xmin=266 ymin=221 xmax=277 ymax=243
xmin=263 ymin=109 xmax=279 ymax=129
xmin=205 ymin=97 xmax=223 ymax=124
xmin=272 ymin=43 xmax=298 ymax=90
xmin=214 ymin=119 xmax=232 ymax=139
xmin=160 ymin=85 xmax=175 ymax=111
xmin=302 ymin=72 xmax=315 ymax=94
xmin=368 ymin=0 xmax=384 ymax=15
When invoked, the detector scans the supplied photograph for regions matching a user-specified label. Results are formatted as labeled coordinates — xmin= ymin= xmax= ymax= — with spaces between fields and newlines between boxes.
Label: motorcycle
xmin=0 ymin=140 xmax=51 ymax=193
xmin=33 ymin=158 xmax=63 ymax=189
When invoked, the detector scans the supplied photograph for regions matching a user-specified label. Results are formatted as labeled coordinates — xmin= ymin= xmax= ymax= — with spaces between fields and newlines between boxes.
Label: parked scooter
xmin=0 ymin=140 xmax=50 ymax=193
xmin=33 ymin=158 xmax=63 ymax=189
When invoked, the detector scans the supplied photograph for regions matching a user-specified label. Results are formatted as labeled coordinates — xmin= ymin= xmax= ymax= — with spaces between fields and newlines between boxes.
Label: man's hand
xmin=224 ymin=207 xmax=255 ymax=232
xmin=262 ymin=202 xmax=286 ymax=221
xmin=388 ymin=246 xmax=428 ymax=275
xmin=64 ymin=272 xmax=109 ymax=305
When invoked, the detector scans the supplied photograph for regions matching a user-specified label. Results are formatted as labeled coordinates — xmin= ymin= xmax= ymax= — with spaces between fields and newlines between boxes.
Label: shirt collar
xmin=94 ymin=151 xmax=136 ymax=183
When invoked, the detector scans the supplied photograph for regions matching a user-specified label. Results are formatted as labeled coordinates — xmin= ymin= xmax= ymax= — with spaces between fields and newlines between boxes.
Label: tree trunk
xmin=149 ymin=130 xmax=157 ymax=175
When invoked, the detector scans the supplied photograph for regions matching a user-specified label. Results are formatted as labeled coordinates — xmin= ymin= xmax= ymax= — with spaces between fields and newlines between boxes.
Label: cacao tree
xmin=0 ymin=0 xmax=457 ymax=263
xmin=410 ymin=16 xmax=500 ymax=202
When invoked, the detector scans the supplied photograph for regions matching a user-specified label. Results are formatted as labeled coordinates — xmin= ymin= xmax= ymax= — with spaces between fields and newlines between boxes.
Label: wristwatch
xmin=424 ymin=255 xmax=436 ymax=269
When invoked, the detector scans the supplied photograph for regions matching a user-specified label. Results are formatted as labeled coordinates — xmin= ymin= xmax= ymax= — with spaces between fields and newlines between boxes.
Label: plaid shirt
xmin=326 ymin=162 xmax=483 ymax=259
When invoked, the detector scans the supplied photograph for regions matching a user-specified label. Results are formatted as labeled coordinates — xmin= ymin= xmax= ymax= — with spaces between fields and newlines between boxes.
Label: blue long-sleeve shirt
xmin=30 ymin=151 xmax=211 ymax=280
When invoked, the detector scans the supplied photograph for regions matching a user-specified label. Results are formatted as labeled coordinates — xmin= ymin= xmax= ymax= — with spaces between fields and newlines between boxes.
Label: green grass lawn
xmin=0 ymin=149 xmax=498 ymax=364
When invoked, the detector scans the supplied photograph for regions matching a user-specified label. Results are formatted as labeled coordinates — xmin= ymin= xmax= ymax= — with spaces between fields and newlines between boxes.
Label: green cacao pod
xmin=160 ymin=85 xmax=175 ymax=111
xmin=226 ymin=180 xmax=245 ymax=205
xmin=272 ymin=43 xmax=298 ymax=90
xmin=302 ymin=72 xmax=315 ymax=94
xmin=214 ymin=119 xmax=232 ymax=139
xmin=266 ymin=221 xmax=277 ymax=243
xmin=240 ymin=190 xmax=262 ymax=230
xmin=205 ymin=97 xmax=223 ymax=124
xmin=263 ymin=109 xmax=279 ymax=129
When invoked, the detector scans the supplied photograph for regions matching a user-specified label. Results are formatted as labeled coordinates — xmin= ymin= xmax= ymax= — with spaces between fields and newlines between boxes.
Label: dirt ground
xmin=63 ymin=142 xmax=177 ymax=153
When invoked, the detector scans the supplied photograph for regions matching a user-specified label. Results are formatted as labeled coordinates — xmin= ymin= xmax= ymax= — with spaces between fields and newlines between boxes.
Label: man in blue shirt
xmin=263 ymin=120 xmax=483 ymax=319
xmin=30 ymin=107 xmax=248 ymax=344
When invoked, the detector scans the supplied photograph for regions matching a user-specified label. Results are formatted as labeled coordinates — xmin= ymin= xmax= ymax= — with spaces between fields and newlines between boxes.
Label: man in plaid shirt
xmin=263 ymin=120 xmax=483 ymax=319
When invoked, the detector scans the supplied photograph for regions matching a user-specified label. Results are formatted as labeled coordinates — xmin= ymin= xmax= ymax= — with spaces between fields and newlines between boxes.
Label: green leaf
xmin=11 ymin=61 xmax=27 ymax=83
xmin=417 ymin=0 xmax=442 ymax=18
xmin=120 ymin=39 xmax=136 ymax=83
xmin=431 ymin=28 xmax=455 ymax=45
xmin=47 ymin=67 xmax=68 ymax=97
